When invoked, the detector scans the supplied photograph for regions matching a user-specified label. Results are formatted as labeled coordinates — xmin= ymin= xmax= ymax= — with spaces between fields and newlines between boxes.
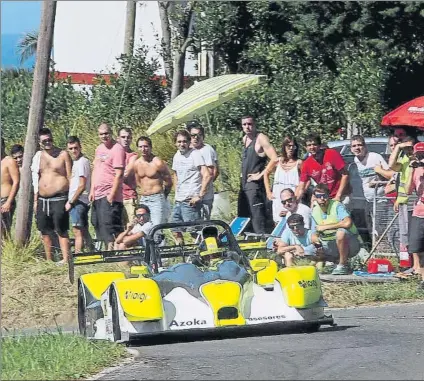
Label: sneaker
xmin=331 ymin=264 xmax=350 ymax=275
xmin=417 ymin=281 xmax=424 ymax=292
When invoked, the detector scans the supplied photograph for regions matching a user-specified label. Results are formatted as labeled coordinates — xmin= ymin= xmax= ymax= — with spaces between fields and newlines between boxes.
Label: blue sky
xmin=1 ymin=1 xmax=41 ymax=68
xmin=1 ymin=1 xmax=41 ymax=35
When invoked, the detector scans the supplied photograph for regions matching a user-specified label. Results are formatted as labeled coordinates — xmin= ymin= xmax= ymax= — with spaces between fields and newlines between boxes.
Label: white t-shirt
xmin=130 ymin=221 xmax=154 ymax=247
xmin=172 ymin=149 xmax=206 ymax=202
xmin=69 ymin=155 xmax=91 ymax=205
xmin=285 ymin=203 xmax=313 ymax=230
xmin=197 ymin=143 xmax=218 ymax=201
xmin=352 ymin=152 xmax=389 ymax=202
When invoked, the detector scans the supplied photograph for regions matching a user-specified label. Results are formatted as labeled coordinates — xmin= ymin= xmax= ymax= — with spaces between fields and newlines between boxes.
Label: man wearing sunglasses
xmin=279 ymin=188 xmax=313 ymax=230
xmin=311 ymin=183 xmax=361 ymax=275
xmin=31 ymin=128 xmax=72 ymax=264
xmin=275 ymin=214 xmax=322 ymax=267
xmin=186 ymin=121 xmax=219 ymax=220
xmin=114 ymin=204 xmax=153 ymax=249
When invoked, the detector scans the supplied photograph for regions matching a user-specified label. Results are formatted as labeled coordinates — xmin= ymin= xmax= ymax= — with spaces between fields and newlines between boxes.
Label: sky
xmin=1 ymin=1 xmax=41 ymax=68
xmin=1 ymin=1 xmax=41 ymax=34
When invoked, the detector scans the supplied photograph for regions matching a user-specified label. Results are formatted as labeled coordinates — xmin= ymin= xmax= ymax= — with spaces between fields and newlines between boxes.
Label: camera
xmin=410 ymin=161 xmax=424 ymax=168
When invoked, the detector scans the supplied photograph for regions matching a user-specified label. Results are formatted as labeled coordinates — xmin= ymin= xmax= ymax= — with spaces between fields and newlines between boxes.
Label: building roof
xmin=54 ymin=71 xmax=173 ymax=86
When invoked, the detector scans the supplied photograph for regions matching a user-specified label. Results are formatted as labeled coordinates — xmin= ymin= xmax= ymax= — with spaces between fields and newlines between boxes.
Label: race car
xmin=72 ymin=220 xmax=334 ymax=343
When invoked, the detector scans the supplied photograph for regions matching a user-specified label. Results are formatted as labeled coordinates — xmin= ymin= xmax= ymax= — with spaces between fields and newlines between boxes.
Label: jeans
xmin=140 ymin=193 xmax=168 ymax=226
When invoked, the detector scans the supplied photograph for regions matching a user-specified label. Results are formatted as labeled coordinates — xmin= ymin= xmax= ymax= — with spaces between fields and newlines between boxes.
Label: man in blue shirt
xmin=275 ymin=213 xmax=322 ymax=267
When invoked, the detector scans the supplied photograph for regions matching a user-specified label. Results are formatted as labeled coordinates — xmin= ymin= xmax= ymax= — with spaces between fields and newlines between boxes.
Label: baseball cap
xmin=413 ymin=142 xmax=424 ymax=153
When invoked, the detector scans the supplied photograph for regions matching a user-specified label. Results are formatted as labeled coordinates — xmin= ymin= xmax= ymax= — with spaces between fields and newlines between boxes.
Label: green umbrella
xmin=146 ymin=74 xmax=267 ymax=135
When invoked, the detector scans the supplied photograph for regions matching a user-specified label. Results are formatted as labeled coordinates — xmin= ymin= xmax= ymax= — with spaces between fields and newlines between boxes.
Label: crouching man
xmin=311 ymin=183 xmax=361 ymax=275
xmin=275 ymin=214 xmax=322 ymax=267
xmin=114 ymin=204 xmax=153 ymax=250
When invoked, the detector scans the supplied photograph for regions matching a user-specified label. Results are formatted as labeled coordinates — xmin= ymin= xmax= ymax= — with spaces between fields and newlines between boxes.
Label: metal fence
xmin=348 ymin=185 xmax=416 ymax=257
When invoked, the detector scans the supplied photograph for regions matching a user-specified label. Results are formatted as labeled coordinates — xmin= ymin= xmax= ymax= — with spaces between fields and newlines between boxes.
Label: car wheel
xmin=78 ymin=284 xmax=87 ymax=336
xmin=111 ymin=288 xmax=122 ymax=342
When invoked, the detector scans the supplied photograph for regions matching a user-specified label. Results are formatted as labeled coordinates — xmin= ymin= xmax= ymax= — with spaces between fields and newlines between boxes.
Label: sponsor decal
xmin=247 ymin=315 xmax=285 ymax=321
xmin=170 ymin=319 xmax=207 ymax=327
xmin=103 ymin=300 xmax=108 ymax=316
xmin=105 ymin=319 xmax=112 ymax=334
xmin=125 ymin=291 xmax=147 ymax=303
xmin=298 ymin=279 xmax=318 ymax=288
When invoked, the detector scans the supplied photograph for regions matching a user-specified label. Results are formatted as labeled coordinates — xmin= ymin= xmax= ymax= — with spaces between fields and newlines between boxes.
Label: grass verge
xmin=1 ymin=332 xmax=127 ymax=380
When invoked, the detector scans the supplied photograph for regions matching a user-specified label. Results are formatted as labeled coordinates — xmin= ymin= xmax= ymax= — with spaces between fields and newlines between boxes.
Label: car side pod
xmin=275 ymin=266 xmax=322 ymax=308
xmin=109 ymin=278 xmax=164 ymax=342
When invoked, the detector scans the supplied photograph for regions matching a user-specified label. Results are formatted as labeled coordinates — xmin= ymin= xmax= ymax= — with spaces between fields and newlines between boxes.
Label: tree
xmin=15 ymin=1 xmax=57 ymax=245
xmin=158 ymin=1 xmax=196 ymax=99
xmin=17 ymin=30 xmax=39 ymax=65
xmin=123 ymin=1 xmax=137 ymax=56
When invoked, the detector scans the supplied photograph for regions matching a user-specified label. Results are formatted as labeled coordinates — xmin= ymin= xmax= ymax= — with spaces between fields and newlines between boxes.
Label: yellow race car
xmin=71 ymin=220 xmax=334 ymax=343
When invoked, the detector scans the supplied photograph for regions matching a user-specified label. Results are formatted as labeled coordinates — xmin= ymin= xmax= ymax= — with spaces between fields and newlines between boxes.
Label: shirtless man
xmin=130 ymin=136 xmax=173 ymax=226
xmin=31 ymin=128 xmax=72 ymax=263
xmin=1 ymin=138 xmax=20 ymax=238
xmin=238 ymin=116 xmax=278 ymax=234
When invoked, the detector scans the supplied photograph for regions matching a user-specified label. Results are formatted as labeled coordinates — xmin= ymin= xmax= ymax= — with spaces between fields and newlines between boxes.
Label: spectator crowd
xmin=1 ymin=120 xmax=423 ymax=290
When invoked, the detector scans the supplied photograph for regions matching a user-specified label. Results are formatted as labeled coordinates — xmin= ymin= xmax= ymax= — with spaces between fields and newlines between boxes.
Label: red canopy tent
xmin=381 ymin=96 xmax=424 ymax=131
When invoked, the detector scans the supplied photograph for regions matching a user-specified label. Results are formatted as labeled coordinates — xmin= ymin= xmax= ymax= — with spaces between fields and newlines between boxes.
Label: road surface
xmin=97 ymin=303 xmax=424 ymax=380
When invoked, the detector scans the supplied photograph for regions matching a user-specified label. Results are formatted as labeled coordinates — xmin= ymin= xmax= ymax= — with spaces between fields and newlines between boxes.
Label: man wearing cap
xmin=407 ymin=142 xmax=424 ymax=290
xmin=275 ymin=213 xmax=322 ymax=267
xmin=187 ymin=121 xmax=219 ymax=220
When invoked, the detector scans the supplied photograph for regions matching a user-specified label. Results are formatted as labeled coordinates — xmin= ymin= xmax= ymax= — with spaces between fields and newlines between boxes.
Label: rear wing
xmin=68 ymin=248 xmax=146 ymax=284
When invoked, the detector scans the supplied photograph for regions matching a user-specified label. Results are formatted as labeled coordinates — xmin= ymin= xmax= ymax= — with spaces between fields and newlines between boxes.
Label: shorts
xmin=201 ymin=198 xmax=213 ymax=220
xmin=69 ymin=201 xmax=89 ymax=228
xmin=408 ymin=216 xmax=424 ymax=253
xmin=36 ymin=193 xmax=69 ymax=236
xmin=1 ymin=197 xmax=16 ymax=234
xmin=171 ymin=201 xmax=201 ymax=232
xmin=320 ymin=229 xmax=361 ymax=262
xmin=140 ymin=192 xmax=168 ymax=226
xmin=122 ymin=198 xmax=137 ymax=227
xmin=91 ymin=197 xmax=124 ymax=244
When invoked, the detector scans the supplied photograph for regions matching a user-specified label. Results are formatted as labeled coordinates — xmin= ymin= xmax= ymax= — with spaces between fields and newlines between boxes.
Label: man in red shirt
xmin=118 ymin=127 xmax=138 ymax=226
xmin=89 ymin=123 xmax=126 ymax=250
xmin=296 ymin=133 xmax=349 ymax=203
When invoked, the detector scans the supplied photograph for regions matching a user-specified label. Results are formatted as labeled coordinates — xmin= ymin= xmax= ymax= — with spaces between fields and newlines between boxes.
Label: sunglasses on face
xmin=288 ymin=223 xmax=303 ymax=230
xmin=190 ymin=133 xmax=201 ymax=139
xmin=281 ymin=197 xmax=294 ymax=205
xmin=40 ymin=138 xmax=52 ymax=144
xmin=314 ymin=193 xmax=328 ymax=199
xmin=136 ymin=213 xmax=149 ymax=218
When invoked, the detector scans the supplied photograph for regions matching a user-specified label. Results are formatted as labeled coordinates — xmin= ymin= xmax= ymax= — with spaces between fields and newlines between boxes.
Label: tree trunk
xmin=158 ymin=1 xmax=173 ymax=82
xmin=15 ymin=1 xmax=56 ymax=246
xmin=123 ymin=0 xmax=137 ymax=56
xmin=171 ymin=51 xmax=186 ymax=100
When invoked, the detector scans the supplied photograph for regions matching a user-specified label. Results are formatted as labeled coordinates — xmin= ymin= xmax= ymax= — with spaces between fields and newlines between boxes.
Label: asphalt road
xmin=97 ymin=303 xmax=424 ymax=380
